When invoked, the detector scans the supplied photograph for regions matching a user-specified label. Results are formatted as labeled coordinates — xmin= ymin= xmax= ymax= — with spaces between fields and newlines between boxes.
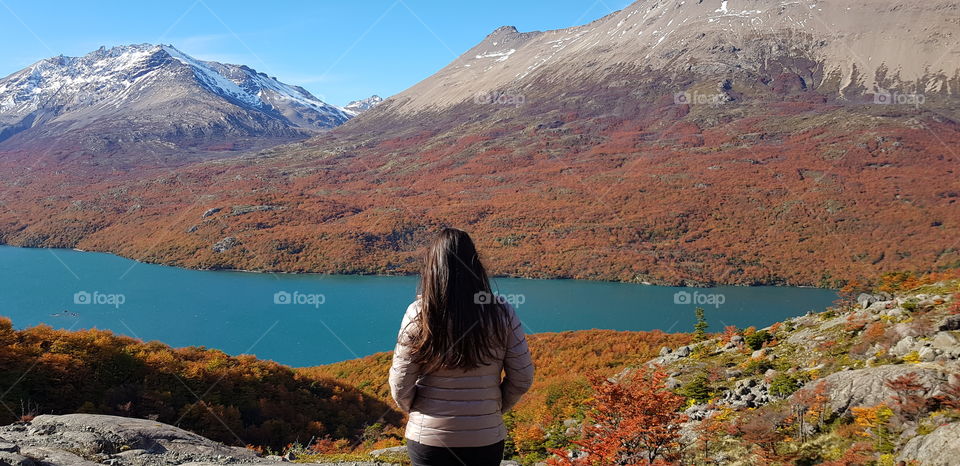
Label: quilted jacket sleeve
xmin=389 ymin=302 xmax=422 ymax=413
xmin=500 ymin=303 xmax=535 ymax=412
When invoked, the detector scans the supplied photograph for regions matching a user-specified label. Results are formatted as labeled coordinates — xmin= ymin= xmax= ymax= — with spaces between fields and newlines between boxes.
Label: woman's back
xmin=387 ymin=227 xmax=534 ymax=465
xmin=390 ymin=299 xmax=533 ymax=447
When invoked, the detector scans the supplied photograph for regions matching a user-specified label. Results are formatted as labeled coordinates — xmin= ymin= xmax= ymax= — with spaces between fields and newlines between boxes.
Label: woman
xmin=389 ymin=228 xmax=534 ymax=466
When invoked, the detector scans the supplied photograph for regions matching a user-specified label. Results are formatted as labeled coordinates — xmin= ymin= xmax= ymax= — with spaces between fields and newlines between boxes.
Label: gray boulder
xmin=940 ymin=315 xmax=960 ymax=332
xmin=857 ymin=293 xmax=880 ymax=309
xmin=931 ymin=332 xmax=960 ymax=360
xmin=0 ymin=414 xmax=279 ymax=466
xmin=890 ymin=336 xmax=918 ymax=357
xmin=0 ymin=451 xmax=35 ymax=466
xmin=788 ymin=365 xmax=958 ymax=418
xmin=918 ymin=346 xmax=937 ymax=362
xmin=898 ymin=422 xmax=960 ymax=465
xmin=866 ymin=300 xmax=894 ymax=313
xmin=369 ymin=446 xmax=407 ymax=458
xmin=892 ymin=323 xmax=924 ymax=339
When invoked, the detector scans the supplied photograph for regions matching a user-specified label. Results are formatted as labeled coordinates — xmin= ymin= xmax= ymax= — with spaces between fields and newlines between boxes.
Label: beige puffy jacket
xmin=389 ymin=300 xmax=534 ymax=448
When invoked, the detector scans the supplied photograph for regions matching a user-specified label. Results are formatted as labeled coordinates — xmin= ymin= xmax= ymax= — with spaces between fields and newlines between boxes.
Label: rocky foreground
xmin=0 ymin=414 xmax=521 ymax=466
xmin=0 ymin=414 xmax=388 ymax=466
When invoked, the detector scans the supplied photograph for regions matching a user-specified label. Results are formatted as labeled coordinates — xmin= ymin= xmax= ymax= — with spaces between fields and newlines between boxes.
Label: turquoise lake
xmin=0 ymin=246 xmax=838 ymax=366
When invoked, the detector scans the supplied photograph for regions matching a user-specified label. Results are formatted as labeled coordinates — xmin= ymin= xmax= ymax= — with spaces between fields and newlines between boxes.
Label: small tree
xmin=549 ymin=367 xmax=687 ymax=465
xmin=885 ymin=373 xmax=927 ymax=423
xmin=935 ymin=376 xmax=960 ymax=411
xmin=728 ymin=407 xmax=786 ymax=463
xmin=693 ymin=409 xmax=728 ymax=463
xmin=721 ymin=325 xmax=739 ymax=343
xmin=679 ymin=374 xmax=712 ymax=404
xmin=768 ymin=374 xmax=800 ymax=398
xmin=851 ymin=404 xmax=894 ymax=453
xmin=693 ymin=307 xmax=709 ymax=342
xmin=790 ymin=380 xmax=830 ymax=443
xmin=745 ymin=330 xmax=771 ymax=351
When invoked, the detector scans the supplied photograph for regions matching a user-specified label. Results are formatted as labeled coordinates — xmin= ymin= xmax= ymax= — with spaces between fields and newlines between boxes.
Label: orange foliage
xmin=548 ymin=367 xmax=687 ymax=466
xmin=0 ymin=318 xmax=400 ymax=449
xmin=2 ymin=98 xmax=958 ymax=287
xmin=863 ymin=322 xmax=887 ymax=344
xmin=886 ymin=373 xmax=928 ymax=423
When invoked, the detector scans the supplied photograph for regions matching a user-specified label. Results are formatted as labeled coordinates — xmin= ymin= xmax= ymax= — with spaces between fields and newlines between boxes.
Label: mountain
xmin=0 ymin=44 xmax=351 ymax=161
xmin=343 ymin=94 xmax=383 ymax=115
xmin=1 ymin=0 xmax=958 ymax=286
xmin=379 ymin=0 xmax=959 ymax=114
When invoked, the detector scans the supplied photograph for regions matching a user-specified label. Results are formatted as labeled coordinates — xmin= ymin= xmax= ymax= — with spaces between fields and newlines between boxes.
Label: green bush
xmin=743 ymin=358 xmax=774 ymax=376
xmin=769 ymin=374 xmax=800 ymax=397
xmin=746 ymin=330 xmax=772 ymax=350
xmin=678 ymin=374 xmax=712 ymax=404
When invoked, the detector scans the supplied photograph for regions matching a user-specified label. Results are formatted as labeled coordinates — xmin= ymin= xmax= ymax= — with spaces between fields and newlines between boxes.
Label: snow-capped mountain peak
xmin=344 ymin=95 xmax=383 ymax=115
xmin=0 ymin=44 xmax=354 ymax=154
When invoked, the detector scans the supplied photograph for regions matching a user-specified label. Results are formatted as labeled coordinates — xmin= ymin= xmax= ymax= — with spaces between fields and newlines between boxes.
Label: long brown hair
xmin=406 ymin=228 xmax=508 ymax=373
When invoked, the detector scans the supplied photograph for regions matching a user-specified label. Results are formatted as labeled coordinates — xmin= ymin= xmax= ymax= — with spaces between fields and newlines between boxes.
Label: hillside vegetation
xmin=0 ymin=321 xmax=401 ymax=450
xmin=305 ymin=270 xmax=960 ymax=464
xmin=3 ymin=98 xmax=957 ymax=288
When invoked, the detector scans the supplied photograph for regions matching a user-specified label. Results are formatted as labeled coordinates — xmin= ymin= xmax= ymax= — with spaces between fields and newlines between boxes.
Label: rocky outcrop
xmin=940 ymin=315 xmax=960 ymax=332
xmin=788 ymin=365 xmax=959 ymax=418
xmin=720 ymin=378 xmax=772 ymax=409
xmin=0 ymin=414 xmax=530 ymax=466
xmin=212 ymin=237 xmax=240 ymax=253
xmin=897 ymin=422 xmax=960 ymax=465
xmin=0 ymin=414 xmax=398 ymax=466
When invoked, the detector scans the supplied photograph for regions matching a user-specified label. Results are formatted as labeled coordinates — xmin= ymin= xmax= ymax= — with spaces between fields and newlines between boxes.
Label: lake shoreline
xmin=0 ymin=245 xmax=839 ymax=366
xmin=0 ymin=243 xmax=831 ymax=290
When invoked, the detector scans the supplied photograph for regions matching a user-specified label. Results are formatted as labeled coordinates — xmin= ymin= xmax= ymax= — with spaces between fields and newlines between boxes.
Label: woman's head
xmin=408 ymin=227 xmax=507 ymax=372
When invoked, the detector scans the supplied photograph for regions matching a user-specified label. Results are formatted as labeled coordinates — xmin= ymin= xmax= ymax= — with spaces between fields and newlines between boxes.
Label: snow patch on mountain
xmin=344 ymin=95 xmax=384 ymax=115
xmin=160 ymin=45 xmax=263 ymax=109
xmin=0 ymin=44 xmax=351 ymax=129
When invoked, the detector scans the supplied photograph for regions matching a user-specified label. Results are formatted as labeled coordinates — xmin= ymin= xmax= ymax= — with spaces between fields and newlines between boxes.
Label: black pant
xmin=406 ymin=439 xmax=505 ymax=466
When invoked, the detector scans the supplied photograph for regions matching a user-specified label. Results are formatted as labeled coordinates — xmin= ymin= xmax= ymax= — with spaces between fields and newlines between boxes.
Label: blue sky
xmin=0 ymin=0 xmax=631 ymax=106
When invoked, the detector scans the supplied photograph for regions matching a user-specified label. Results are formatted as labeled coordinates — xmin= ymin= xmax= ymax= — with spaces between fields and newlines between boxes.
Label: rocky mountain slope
xmin=379 ymin=0 xmax=959 ymax=114
xmin=0 ymin=0 xmax=958 ymax=285
xmin=0 ymin=44 xmax=351 ymax=163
